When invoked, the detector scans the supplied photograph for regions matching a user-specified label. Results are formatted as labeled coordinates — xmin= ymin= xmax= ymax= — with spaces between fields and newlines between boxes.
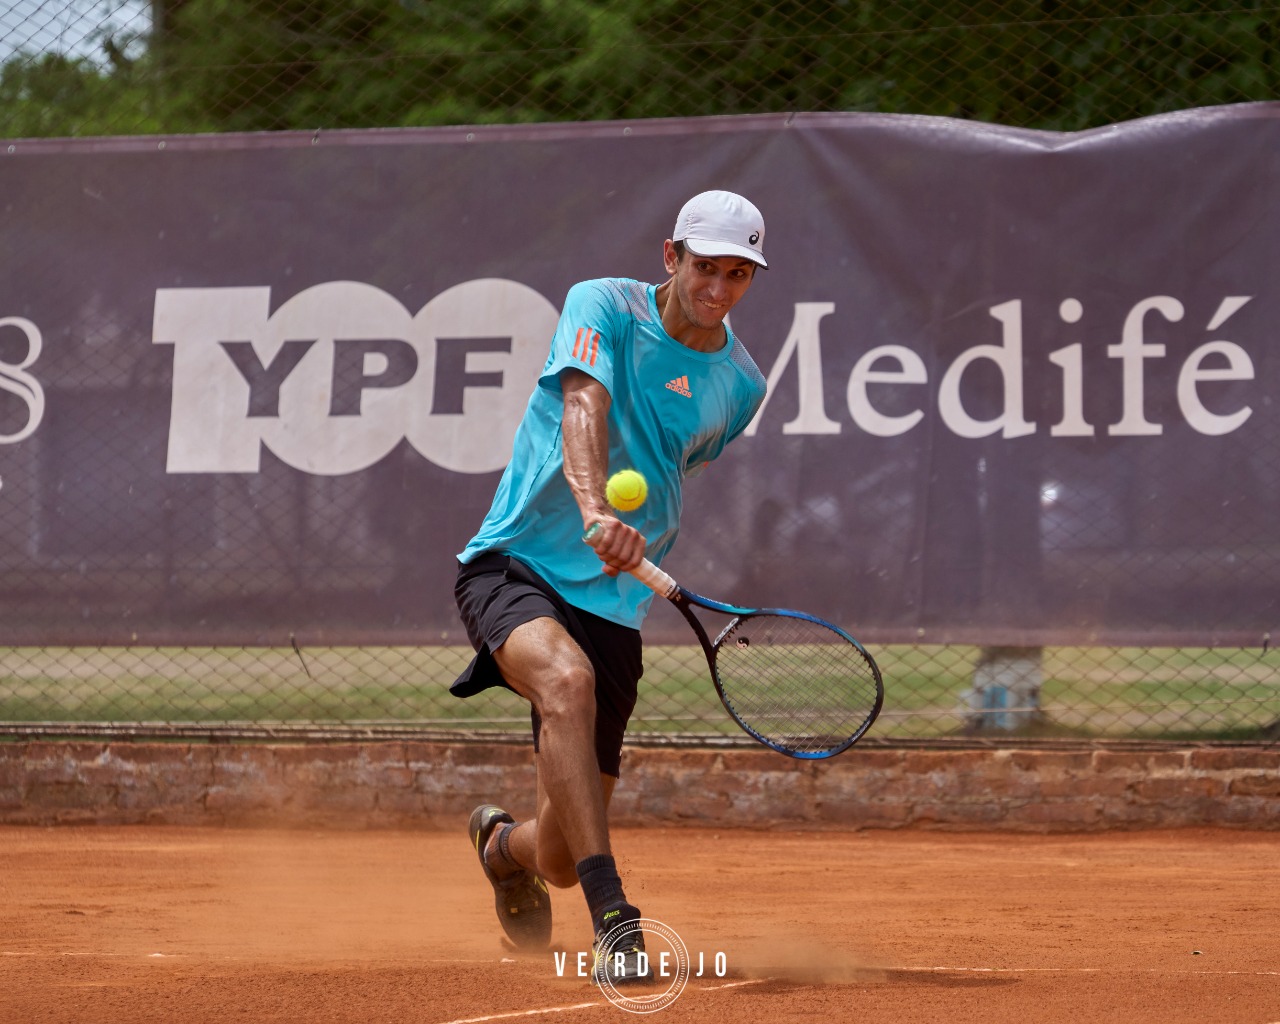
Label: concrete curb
xmin=3 ymin=741 xmax=1277 ymax=830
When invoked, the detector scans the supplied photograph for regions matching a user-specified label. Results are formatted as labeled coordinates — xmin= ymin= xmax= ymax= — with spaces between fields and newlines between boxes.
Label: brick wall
xmin=1 ymin=742 xmax=1277 ymax=830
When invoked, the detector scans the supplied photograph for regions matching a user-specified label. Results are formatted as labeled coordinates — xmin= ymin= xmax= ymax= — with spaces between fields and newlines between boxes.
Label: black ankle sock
xmin=487 ymin=822 xmax=521 ymax=877
xmin=576 ymin=854 xmax=626 ymax=926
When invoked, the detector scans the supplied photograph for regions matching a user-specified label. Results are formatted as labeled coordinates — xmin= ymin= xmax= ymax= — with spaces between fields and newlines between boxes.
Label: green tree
xmin=2 ymin=0 xmax=1278 ymax=138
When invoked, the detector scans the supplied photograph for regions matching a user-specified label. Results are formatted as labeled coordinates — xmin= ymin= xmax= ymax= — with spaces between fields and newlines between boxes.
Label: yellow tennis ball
xmin=606 ymin=469 xmax=647 ymax=512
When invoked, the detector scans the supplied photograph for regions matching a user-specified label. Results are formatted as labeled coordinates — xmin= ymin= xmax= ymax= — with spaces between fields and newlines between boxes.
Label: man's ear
xmin=662 ymin=239 xmax=680 ymax=275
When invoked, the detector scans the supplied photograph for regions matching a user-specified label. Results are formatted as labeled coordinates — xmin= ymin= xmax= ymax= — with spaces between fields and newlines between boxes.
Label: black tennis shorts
xmin=452 ymin=552 xmax=643 ymax=778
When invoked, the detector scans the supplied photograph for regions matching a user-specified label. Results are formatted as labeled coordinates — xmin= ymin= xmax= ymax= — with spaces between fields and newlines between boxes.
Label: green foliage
xmin=0 ymin=51 xmax=182 ymax=138
xmin=1 ymin=2 xmax=1278 ymax=138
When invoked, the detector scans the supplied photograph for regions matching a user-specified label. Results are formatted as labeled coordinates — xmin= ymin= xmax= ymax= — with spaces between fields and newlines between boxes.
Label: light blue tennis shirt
xmin=458 ymin=277 xmax=767 ymax=629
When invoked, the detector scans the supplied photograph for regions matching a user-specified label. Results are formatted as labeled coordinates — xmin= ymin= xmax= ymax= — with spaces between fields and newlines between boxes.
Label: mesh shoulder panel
xmin=599 ymin=278 xmax=653 ymax=324
xmin=729 ymin=337 xmax=766 ymax=391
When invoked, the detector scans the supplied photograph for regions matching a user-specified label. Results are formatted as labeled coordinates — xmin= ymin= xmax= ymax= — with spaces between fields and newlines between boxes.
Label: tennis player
xmin=454 ymin=190 xmax=768 ymax=983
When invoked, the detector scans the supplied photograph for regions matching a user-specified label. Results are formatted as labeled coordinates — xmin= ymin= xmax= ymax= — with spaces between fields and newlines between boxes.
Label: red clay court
xmin=2 ymin=824 xmax=1277 ymax=1024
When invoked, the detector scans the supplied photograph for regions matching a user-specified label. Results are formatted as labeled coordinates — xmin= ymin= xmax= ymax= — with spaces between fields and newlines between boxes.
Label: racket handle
xmin=629 ymin=558 xmax=678 ymax=599
xmin=582 ymin=523 xmax=679 ymax=598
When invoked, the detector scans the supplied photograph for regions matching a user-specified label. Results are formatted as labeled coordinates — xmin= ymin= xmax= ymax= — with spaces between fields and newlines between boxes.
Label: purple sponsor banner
xmin=0 ymin=106 xmax=1276 ymax=646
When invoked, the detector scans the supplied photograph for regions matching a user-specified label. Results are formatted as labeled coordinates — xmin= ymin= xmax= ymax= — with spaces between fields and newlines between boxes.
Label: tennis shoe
xmin=467 ymin=803 xmax=552 ymax=951
xmin=591 ymin=901 xmax=653 ymax=987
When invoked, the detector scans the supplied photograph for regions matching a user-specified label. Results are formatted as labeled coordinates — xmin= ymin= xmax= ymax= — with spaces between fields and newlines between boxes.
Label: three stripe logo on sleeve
xmin=664 ymin=375 xmax=692 ymax=397
xmin=572 ymin=327 xmax=601 ymax=366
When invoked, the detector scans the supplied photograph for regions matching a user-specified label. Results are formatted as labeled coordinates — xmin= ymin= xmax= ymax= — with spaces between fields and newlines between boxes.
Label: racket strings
xmin=714 ymin=614 xmax=881 ymax=756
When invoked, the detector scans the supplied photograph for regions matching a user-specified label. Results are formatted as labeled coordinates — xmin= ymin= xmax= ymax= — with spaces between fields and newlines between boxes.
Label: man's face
xmin=663 ymin=242 xmax=757 ymax=333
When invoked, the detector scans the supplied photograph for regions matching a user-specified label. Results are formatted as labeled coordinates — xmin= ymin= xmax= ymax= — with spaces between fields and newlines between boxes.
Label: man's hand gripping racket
xmin=584 ymin=523 xmax=883 ymax=759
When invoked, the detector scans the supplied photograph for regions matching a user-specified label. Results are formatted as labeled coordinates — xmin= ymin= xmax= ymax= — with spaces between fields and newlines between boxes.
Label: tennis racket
xmin=584 ymin=525 xmax=883 ymax=759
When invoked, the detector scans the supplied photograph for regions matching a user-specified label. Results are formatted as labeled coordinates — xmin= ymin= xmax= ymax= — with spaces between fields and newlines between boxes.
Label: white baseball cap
xmin=672 ymin=190 xmax=767 ymax=268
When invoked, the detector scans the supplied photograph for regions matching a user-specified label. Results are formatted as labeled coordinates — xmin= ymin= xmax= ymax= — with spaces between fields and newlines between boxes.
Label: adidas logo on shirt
xmin=664 ymin=375 xmax=692 ymax=397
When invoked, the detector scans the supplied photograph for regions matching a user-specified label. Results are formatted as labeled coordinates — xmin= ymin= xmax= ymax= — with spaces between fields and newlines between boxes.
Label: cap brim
xmin=682 ymin=238 xmax=768 ymax=268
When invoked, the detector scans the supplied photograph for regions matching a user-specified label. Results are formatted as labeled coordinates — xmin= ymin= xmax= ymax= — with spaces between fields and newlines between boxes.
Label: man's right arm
xmin=560 ymin=368 xmax=646 ymax=577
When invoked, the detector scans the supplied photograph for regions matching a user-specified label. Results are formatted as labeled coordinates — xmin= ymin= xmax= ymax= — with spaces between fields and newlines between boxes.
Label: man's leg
xmin=487 ymin=616 xmax=648 ymax=984
xmin=499 ymin=769 xmax=617 ymax=889
xmin=462 ymin=593 xmax=646 ymax=980
xmin=492 ymin=616 xmax=612 ymax=868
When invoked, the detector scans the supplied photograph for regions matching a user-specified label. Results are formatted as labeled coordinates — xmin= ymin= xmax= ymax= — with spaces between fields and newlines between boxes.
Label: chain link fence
xmin=3 ymin=2 xmax=1280 ymax=136
xmin=1 ymin=1 xmax=1279 ymax=745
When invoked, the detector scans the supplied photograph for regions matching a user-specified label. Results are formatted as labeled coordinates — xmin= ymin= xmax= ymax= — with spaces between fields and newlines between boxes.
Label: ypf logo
xmin=152 ymin=280 xmax=559 ymax=475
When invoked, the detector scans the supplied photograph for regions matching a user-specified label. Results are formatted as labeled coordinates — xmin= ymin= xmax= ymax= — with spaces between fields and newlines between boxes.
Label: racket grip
xmin=582 ymin=523 xmax=678 ymax=598
xmin=629 ymin=558 xmax=678 ymax=598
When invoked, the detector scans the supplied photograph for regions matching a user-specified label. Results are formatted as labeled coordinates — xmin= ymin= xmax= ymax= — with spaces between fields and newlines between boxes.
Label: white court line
xmin=2 ymin=951 xmax=183 ymax=958
xmin=926 ymin=966 xmax=1100 ymax=974
xmin=435 ymin=1002 xmax=602 ymax=1024
xmin=924 ymin=966 xmax=1280 ymax=976
xmin=699 ymin=978 xmax=771 ymax=992
xmin=432 ymin=977 xmax=772 ymax=1024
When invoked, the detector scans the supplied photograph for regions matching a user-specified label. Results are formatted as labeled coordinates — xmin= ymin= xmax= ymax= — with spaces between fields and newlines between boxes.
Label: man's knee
xmin=533 ymin=663 xmax=596 ymax=725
